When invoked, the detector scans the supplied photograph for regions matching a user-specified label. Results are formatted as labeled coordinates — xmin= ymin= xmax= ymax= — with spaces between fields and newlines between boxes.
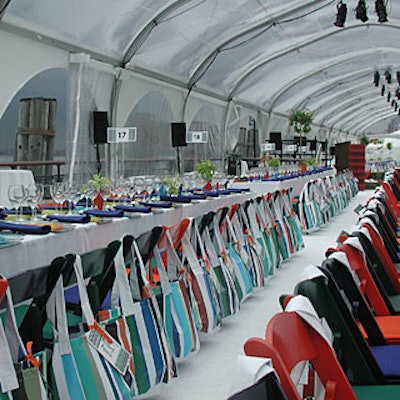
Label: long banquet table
xmin=0 ymin=191 xmax=254 ymax=277
xmin=229 ymin=168 xmax=335 ymax=197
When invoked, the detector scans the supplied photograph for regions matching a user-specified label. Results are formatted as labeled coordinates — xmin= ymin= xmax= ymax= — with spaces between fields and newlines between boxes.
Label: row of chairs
xmin=0 ymin=187 xmax=306 ymax=399
xmin=242 ymin=168 xmax=400 ymax=399
xmin=298 ymin=170 xmax=359 ymax=233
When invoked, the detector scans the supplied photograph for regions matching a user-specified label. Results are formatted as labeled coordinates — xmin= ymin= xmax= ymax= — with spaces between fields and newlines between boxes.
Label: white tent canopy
xmin=0 ymin=0 xmax=399 ymax=180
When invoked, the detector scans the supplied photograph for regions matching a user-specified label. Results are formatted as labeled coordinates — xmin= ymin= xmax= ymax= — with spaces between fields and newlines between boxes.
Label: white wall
xmin=0 ymin=30 xmax=68 ymax=118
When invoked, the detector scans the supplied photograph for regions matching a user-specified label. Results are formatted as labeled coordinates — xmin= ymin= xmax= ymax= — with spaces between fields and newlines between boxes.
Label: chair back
xmin=295 ymin=270 xmax=385 ymax=384
xmin=245 ymin=311 xmax=357 ymax=400
xmin=321 ymin=255 xmax=386 ymax=345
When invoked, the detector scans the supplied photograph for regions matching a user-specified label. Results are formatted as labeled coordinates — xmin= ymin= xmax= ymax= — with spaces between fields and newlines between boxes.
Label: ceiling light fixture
xmin=356 ymin=0 xmax=368 ymax=22
xmin=375 ymin=0 xmax=388 ymax=23
xmin=397 ymin=71 xmax=400 ymax=85
xmin=381 ymin=85 xmax=385 ymax=96
xmin=373 ymin=71 xmax=380 ymax=86
xmin=387 ymin=92 xmax=391 ymax=102
xmin=334 ymin=1 xmax=347 ymax=27
xmin=396 ymin=88 xmax=400 ymax=99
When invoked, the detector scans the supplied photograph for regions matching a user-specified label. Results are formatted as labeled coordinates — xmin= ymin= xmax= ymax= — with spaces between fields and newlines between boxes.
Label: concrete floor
xmin=140 ymin=189 xmax=373 ymax=400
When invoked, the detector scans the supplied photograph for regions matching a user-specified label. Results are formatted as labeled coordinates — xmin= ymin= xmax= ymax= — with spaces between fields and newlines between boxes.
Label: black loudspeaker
xmin=310 ymin=138 xmax=317 ymax=151
xmin=93 ymin=111 xmax=109 ymax=144
xmin=171 ymin=122 xmax=187 ymax=147
xmin=269 ymin=131 xmax=282 ymax=151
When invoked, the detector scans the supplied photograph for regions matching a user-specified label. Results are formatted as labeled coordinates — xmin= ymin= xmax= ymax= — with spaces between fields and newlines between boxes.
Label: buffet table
xmin=229 ymin=168 xmax=335 ymax=197
xmin=0 ymin=191 xmax=254 ymax=277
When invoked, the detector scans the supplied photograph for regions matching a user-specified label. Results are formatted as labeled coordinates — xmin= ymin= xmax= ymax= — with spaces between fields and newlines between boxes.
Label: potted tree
xmin=288 ymin=109 xmax=313 ymax=171
xmin=195 ymin=159 xmax=217 ymax=190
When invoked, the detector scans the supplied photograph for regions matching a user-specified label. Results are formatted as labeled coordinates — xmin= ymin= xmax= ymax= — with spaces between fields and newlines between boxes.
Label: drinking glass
xmin=134 ymin=177 xmax=146 ymax=199
xmin=8 ymin=184 xmax=26 ymax=222
xmin=66 ymin=183 xmax=82 ymax=214
xmin=50 ymin=182 xmax=67 ymax=212
xmin=26 ymin=183 xmax=44 ymax=221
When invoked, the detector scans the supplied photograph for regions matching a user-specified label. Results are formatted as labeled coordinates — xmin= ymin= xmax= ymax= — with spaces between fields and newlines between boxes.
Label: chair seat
xmin=353 ymin=385 xmax=400 ymax=399
xmin=370 ymin=345 xmax=400 ymax=377
xmin=358 ymin=316 xmax=400 ymax=344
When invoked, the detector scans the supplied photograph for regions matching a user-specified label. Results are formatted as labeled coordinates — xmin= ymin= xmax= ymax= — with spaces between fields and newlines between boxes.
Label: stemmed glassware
xmin=50 ymin=182 xmax=67 ymax=213
xmin=25 ymin=183 xmax=44 ymax=221
xmin=134 ymin=177 xmax=146 ymax=200
xmin=66 ymin=183 xmax=82 ymax=214
xmin=8 ymin=184 xmax=26 ymax=222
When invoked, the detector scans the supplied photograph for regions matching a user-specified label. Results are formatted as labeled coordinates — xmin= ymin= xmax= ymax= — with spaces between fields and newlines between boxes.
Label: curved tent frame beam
xmin=337 ymin=105 xmax=394 ymax=132
xmin=305 ymin=81 xmax=375 ymax=116
xmin=266 ymin=47 xmax=400 ymax=114
xmin=348 ymin=111 xmax=396 ymax=134
xmin=228 ymin=24 xmax=400 ymax=103
xmin=342 ymin=107 xmax=396 ymax=131
xmin=324 ymin=96 xmax=391 ymax=129
xmin=319 ymin=92 xmax=390 ymax=125
xmin=315 ymin=87 xmax=381 ymax=121
xmin=121 ymin=0 xmax=194 ymax=67
xmin=291 ymin=69 xmax=374 ymax=111
xmin=316 ymin=88 xmax=384 ymax=123
xmin=186 ymin=0 xmax=327 ymax=90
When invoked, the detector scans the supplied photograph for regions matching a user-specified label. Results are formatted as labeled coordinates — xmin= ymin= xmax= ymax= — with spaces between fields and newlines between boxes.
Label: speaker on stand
xmin=93 ymin=111 xmax=109 ymax=173
xmin=171 ymin=122 xmax=187 ymax=174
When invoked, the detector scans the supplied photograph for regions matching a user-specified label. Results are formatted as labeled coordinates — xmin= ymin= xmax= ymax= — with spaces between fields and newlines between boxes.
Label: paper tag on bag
xmin=87 ymin=324 xmax=130 ymax=375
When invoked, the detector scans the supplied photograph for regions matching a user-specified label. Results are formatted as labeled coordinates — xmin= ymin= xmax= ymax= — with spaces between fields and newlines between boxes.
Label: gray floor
xmin=141 ymin=189 xmax=372 ymax=400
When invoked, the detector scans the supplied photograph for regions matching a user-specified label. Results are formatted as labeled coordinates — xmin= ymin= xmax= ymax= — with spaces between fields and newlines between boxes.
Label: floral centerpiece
xmin=195 ymin=159 xmax=217 ymax=190
xmin=83 ymin=173 xmax=112 ymax=209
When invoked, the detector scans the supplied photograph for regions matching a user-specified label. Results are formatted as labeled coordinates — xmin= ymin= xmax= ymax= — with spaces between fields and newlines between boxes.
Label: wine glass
xmin=99 ymin=182 xmax=112 ymax=204
xmin=26 ymin=183 xmax=44 ymax=221
xmin=144 ymin=176 xmax=153 ymax=199
xmin=8 ymin=184 xmax=26 ymax=222
xmin=50 ymin=182 xmax=67 ymax=213
xmin=134 ymin=177 xmax=146 ymax=199
xmin=66 ymin=183 xmax=82 ymax=214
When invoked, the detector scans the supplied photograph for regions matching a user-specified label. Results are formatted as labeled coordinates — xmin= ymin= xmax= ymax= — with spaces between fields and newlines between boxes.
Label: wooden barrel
xmin=15 ymin=98 xmax=57 ymax=182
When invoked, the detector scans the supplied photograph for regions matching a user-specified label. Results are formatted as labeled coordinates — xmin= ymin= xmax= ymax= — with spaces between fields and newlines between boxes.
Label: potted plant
xmin=304 ymin=157 xmax=316 ymax=169
xmin=288 ymin=109 xmax=313 ymax=136
xmin=195 ymin=159 xmax=217 ymax=190
xmin=267 ymin=156 xmax=280 ymax=168
xmin=83 ymin=172 xmax=112 ymax=210
xmin=288 ymin=109 xmax=313 ymax=168
xmin=163 ymin=175 xmax=180 ymax=196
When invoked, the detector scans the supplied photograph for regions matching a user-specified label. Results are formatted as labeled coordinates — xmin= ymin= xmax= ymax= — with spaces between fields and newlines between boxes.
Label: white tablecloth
xmin=229 ymin=169 xmax=335 ymax=197
xmin=0 ymin=191 xmax=254 ymax=277
xmin=0 ymin=170 xmax=35 ymax=209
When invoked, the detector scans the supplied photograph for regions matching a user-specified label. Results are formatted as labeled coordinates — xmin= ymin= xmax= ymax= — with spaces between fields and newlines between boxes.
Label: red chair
xmin=0 ymin=277 xmax=8 ymax=303
xmin=337 ymin=239 xmax=391 ymax=316
xmin=244 ymin=308 xmax=400 ymax=399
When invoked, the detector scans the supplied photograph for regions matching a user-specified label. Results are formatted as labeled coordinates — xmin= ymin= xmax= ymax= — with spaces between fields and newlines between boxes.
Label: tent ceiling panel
xmin=5 ymin=0 xmax=167 ymax=59
xmin=2 ymin=0 xmax=400 ymax=137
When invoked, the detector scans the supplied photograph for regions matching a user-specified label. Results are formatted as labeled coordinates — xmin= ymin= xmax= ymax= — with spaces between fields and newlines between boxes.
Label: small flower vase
xmin=93 ymin=193 xmax=104 ymax=210
xmin=204 ymin=180 xmax=212 ymax=191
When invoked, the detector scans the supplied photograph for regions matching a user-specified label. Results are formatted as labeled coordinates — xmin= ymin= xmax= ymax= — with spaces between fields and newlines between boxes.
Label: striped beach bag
xmin=100 ymin=237 xmax=178 ymax=396
xmin=48 ymin=256 xmax=131 ymax=399
xmin=0 ymin=276 xmax=49 ymax=400
xmin=156 ymin=229 xmax=200 ymax=359
xmin=181 ymin=223 xmax=222 ymax=334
